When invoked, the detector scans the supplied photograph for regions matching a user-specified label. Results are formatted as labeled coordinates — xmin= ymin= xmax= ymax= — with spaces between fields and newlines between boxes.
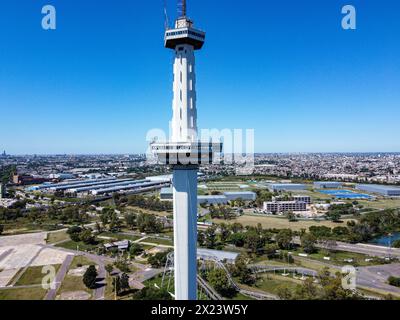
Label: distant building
xmin=197 ymin=249 xmax=239 ymax=264
xmin=314 ymin=181 xmax=342 ymax=189
xmin=49 ymin=173 xmax=76 ymax=180
xmin=223 ymin=192 xmax=256 ymax=202
xmin=198 ymin=195 xmax=228 ymax=205
xmin=198 ymin=191 xmax=257 ymax=205
xmin=263 ymin=200 xmax=307 ymax=214
xmin=13 ymin=174 xmax=47 ymax=186
xmin=104 ymin=240 xmax=130 ymax=252
xmin=268 ymin=183 xmax=307 ymax=192
xmin=293 ymin=195 xmax=312 ymax=204
xmin=160 ymin=187 xmax=173 ymax=201
xmin=356 ymin=184 xmax=400 ymax=197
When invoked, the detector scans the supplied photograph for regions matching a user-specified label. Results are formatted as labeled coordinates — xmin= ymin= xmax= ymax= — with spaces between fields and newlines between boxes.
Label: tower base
xmin=173 ymin=166 xmax=198 ymax=300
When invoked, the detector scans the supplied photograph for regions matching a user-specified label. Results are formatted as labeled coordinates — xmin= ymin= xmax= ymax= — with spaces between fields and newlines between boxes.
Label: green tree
xmin=105 ymin=264 xmax=114 ymax=275
xmin=80 ymin=229 xmax=95 ymax=245
xmin=83 ymin=265 xmax=98 ymax=289
xmin=129 ymin=243 xmax=144 ymax=257
xmin=275 ymin=229 xmax=293 ymax=250
xmin=120 ymin=273 xmax=131 ymax=292
xmin=205 ymin=225 xmax=218 ymax=249
xmin=132 ymin=287 xmax=172 ymax=300
xmin=301 ymin=233 xmax=317 ymax=254
xmin=0 ymin=224 xmax=4 ymax=235
xmin=125 ymin=213 xmax=137 ymax=229
xmin=207 ymin=269 xmax=237 ymax=298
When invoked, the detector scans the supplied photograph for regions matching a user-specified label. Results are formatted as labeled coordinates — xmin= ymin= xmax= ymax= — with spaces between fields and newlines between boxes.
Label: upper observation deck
xmin=165 ymin=17 xmax=205 ymax=50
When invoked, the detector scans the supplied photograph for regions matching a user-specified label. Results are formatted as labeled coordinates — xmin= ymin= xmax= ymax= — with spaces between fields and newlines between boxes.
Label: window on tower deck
xmin=189 ymin=79 xmax=193 ymax=91
xmin=191 ymin=116 xmax=194 ymax=128
xmin=190 ymin=97 xmax=193 ymax=109
xmin=180 ymin=90 xmax=182 ymax=101
xmin=180 ymin=108 xmax=182 ymax=120
xmin=180 ymin=71 xmax=182 ymax=83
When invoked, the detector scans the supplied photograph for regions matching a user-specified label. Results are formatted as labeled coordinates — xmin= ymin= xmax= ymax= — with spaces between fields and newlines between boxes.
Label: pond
xmin=370 ymin=232 xmax=400 ymax=247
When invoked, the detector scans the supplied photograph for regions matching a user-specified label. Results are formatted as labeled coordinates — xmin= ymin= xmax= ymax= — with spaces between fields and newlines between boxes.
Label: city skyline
xmin=1 ymin=0 xmax=399 ymax=154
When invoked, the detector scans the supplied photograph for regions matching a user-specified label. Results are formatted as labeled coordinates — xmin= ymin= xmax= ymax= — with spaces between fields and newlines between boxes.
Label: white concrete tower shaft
xmin=171 ymin=44 xmax=197 ymax=143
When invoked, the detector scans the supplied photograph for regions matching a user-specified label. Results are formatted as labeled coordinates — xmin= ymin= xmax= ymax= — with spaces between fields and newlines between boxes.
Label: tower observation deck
xmin=151 ymin=0 xmax=222 ymax=301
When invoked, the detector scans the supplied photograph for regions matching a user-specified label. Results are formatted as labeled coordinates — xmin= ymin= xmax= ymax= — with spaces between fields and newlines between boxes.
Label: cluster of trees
xmin=83 ymin=265 xmax=98 ymax=289
xmin=204 ymin=268 xmax=237 ymax=298
xmin=136 ymin=213 xmax=164 ymax=234
xmin=325 ymin=203 xmax=356 ymax=222
xmin=115 ymin=194 xmax=172 ymax=212
xmin=208 ymin=205 xmax=237 ymax=220
xmin=113 ymin=273 xmax=131 ymax=296
xmin=99 ymin=208 xmax=122 ymax=233
xmin=67 ymin=226 xmax=96 ymax=244
xmin=0 ymin=165 xmax=16 ymax=184
xmin=0 ymin=204 xmax=90 ymax=227
xmin=277 ymin=268 xmax=365 ymax=300
xmin=148 ymin=250 xmax=171 ymax=268
xmin=132 ymin=287 xmax=172 ymax=300
xmin=388 ymin=276 xmax=400 ymax=288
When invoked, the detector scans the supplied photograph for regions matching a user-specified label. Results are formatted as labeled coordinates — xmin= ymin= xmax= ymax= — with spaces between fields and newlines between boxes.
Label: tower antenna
xmin=182 ymin=0 xmax=187 ymax=17
xmin=164 ymin=0 xmax=170 ymax=30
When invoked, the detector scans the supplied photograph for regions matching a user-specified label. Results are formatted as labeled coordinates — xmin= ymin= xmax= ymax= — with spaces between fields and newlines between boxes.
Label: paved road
xmin=357 ymin=263 xmax=400 ymax=296
xmin=9 ymin=247 xmax=45 ymax=286
xmin=0 ymin=249 xmax=13 ymax=263
xmin=45 ymin=254 xmax=74 ymax=300
xmin=333 ymin=243 xmax=400 ymax=259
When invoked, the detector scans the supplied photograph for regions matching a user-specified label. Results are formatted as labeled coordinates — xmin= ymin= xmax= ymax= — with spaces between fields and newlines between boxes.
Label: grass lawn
xmin=141 ymin=237 xmax=173 ymax=246
xmin=217 ymin=215 xmax=355 ymax=232
xmin=252 ymin=274 xmax=302 ymax=296
xmin=57 ymin=256 xmax=96 ymax=299
xmin=293 ymin=249 xmax=387 ymax=267
xmin=55 ymin=240 xmax=101 ymax=252
xmin=0 ymin=287 xmax=47 ymax=300
xmin=358 ymin=198 xmax=400 ymax=210
xmin=47 ymin=230 xmax=69 ymax=244
xmin=16 ymin=265 xmax=61 ymax=286
xmin=100 ymin=232 xmax=142 ymax=242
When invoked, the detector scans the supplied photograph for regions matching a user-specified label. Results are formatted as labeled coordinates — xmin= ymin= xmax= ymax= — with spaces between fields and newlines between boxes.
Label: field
xmin=47 ymin=230 xmax=70 ymax=244
xmin=251 ymin=274 xmax=302 ymax=296
xmin=57 ymin=256 xmax=96 ymax=299
xmin=0 ymin=287 xmax=47 ymax=300
xmin=358 ymin=198 xmax=400 ymax=210
xmin=16 ymin=265 xmax=61 ymax=286
xmin=216 ymin=215 xmax=354 ymax=231
xmin=55 ymin=240 xmax=101 ymax=252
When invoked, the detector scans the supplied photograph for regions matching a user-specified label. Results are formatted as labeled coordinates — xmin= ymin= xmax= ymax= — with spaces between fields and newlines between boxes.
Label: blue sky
xmin=0 ymin=0 xmax=399 ymax=154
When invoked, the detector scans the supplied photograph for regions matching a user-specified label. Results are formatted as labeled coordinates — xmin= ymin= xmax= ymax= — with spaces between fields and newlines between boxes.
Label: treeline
xmin=114 ymin=194 xmax=172 ymax=212
xmin=0 ymin=205 xmax=90 ymax=226
xmin=0 ymin=165 xmax=16 ymax=184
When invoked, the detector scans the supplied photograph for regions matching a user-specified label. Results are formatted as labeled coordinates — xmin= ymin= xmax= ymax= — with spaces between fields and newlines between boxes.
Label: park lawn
xmin=69 ymin=255 xmax=96 ymax=269
xmin=55 ymin=240 xmax=101 ymax=252
xmin=16 ymin=265 xmax=61 ymax=286
xmin=125 ymin=206 xmax=171 ymax=217
xmin=252 ymin=274 xmax=303 ymax=296
xmin=218 ymin=215 xmax=355 ymax=232
xmin=47 ymin=230 xmax=69 ymax=244
xmin=142 ymin=237 xmax=173 ymax=246
xmin=57 ymin=256 xmax=96 ymax=299
xmin=358 ymin=198 xmax=400 ymax=210
xmin=100 ymin=232 xmax=141 ymax=242
xmin=58 ymin=274 xmax=93 ymax=298
xmin=0 ymin=287 xmax=47 ymax=300
xmin=301 ymin=250 xmax=386 ymax=267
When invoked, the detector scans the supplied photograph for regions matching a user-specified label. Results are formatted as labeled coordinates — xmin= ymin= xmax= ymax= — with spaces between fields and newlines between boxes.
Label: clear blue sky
xmin=0 ymin=0 xmax=399 ymax=154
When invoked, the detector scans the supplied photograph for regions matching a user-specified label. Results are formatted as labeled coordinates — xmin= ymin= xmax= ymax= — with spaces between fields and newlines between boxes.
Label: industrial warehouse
xmin=356 ymin=184 xmax=400 ymax=197
xmin=27 ymin=176 xmax=171 ymax=198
